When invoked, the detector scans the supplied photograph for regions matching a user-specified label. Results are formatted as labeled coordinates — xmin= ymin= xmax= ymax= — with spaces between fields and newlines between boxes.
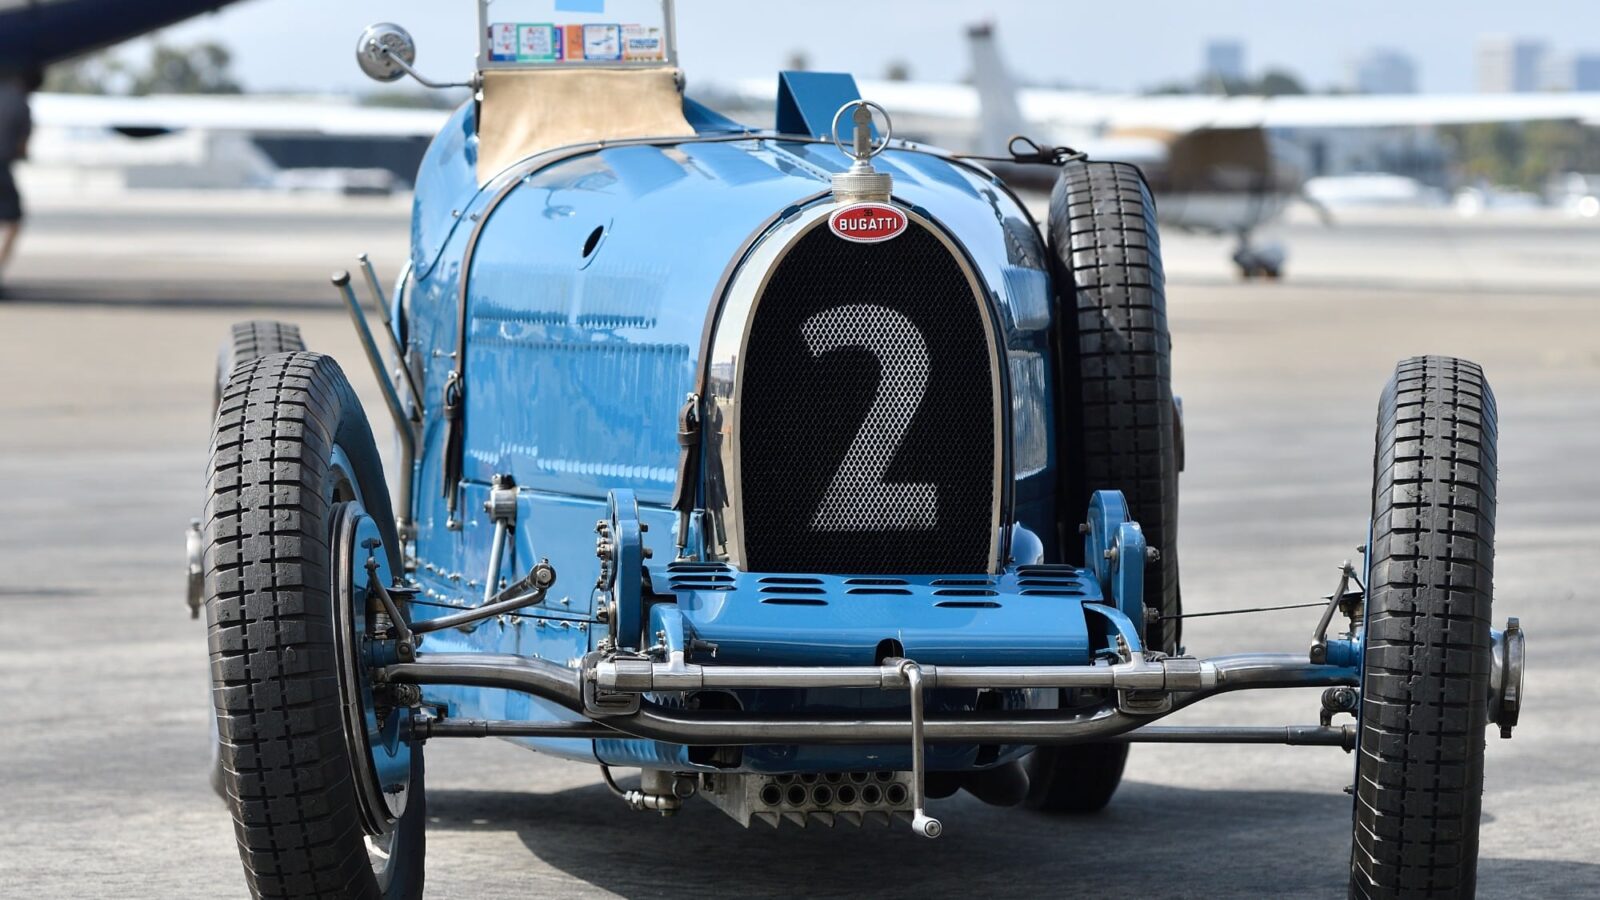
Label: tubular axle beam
xmin=381 ymin=652 xmax=1357 ymax=748
xmin=408 ymin=718 xmax=1354 ymax=749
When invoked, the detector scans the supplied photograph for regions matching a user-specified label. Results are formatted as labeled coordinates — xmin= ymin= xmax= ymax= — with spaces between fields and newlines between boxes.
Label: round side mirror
xmin=356 ymin=23 xmax=416 ymax=83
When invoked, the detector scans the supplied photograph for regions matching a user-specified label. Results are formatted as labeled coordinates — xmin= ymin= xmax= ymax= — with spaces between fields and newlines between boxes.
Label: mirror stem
xmin=373 ymin=41 xmax=479 ymax=90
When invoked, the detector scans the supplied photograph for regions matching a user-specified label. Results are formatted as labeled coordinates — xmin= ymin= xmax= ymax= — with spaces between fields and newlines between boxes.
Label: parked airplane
xmin=16 ymin=4 xmax=1600 ymax=274
xmin=32 ymin=92 xmax=448 ymax=139
xmin=0 ymin=0 xmax=237 ymax=69
xmin=815 ymin=23 xmax=1600 ymax=278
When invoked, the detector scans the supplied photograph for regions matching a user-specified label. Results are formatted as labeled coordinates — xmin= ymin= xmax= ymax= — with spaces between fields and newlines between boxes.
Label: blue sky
xmin=143 ymin=0 xmax=1600 ymax=94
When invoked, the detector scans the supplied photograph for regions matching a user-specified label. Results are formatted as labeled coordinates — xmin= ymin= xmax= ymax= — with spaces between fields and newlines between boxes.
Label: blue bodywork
xmin=393 ymin=76 xmax=1133 ymax=772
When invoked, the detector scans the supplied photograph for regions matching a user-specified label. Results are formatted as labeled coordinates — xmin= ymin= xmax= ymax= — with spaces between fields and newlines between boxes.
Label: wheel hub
xmin=1489 ymin=617 xmax=1525 ymax=739
xmin=331 ymin=502 xmax=415 ymax=835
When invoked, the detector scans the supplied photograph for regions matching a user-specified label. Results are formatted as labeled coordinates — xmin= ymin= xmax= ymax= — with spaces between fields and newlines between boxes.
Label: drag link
xmin=1110 ymin=724 xmax=1356 ymax=750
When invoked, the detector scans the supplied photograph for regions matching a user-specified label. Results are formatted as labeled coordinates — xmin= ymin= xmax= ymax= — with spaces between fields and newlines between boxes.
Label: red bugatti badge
xmin=828 ymin=202 xmax=908 ymax=243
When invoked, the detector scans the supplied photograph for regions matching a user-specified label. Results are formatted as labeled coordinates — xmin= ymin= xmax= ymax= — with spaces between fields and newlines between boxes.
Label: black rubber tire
xmin=1350 ymin=356 xmax=1496 ymax=899
xmin=1049 ymin=160 xmax=1181 ymax=649
xmin=1027 ymin=161 xmax=1179 ymax=815
xmin=213 ymin=320 xmax=306 ymax=411
xmin=1023 ymin=739 xmax=1129 ymax=814
xmin=206 ymin=351 xmax=424 ymax=900
xmin=207 ymin=319 xmax=307 ymax=799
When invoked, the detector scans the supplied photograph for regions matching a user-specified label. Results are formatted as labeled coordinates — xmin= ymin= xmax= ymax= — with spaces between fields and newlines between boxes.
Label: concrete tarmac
xmin=1 ymin=193 xmax=1597 ymax=898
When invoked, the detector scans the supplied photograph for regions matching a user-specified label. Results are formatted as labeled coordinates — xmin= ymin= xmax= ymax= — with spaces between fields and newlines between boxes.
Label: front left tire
xmin=206 ymin=351 xmax=424 ymax=899
xmin=1028 ymin=159 xmax=1179 ymax=814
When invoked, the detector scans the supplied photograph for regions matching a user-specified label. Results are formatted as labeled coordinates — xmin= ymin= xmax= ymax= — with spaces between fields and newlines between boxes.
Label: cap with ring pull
xmin=830 ymin=100 xmax=894 ymax=203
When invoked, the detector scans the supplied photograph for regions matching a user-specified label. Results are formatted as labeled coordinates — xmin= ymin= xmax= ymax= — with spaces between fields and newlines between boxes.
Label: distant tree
xmin=360 ymin=89 xmax=471 ymax=110
xmin=784 ymin=50 xmax=809 ymax=72
xmin=1255 ymin=69 xmax=1307 ymax=96
xmin=1145 ymin=79 xmax=1197 ymax=96
xmin=43 ymin=52 xmax=126 ymax=94
xmin=1195 ymin=69 xmax=1307 ymax=97
xmin=1443 ymin=123 xmax=1521 ymax=186
xmin=1439 ymin=121 xmax=1600 ymax=190
xmin=884 ymin=59 xmax=912 ymax=82
xmin=1199 ymin=73 xmax=1245 ymax=96
xmin=129 ymin=42 xmax=242 ymax=95
xmin=1521 ymin=121 xmax=1600 ymax=185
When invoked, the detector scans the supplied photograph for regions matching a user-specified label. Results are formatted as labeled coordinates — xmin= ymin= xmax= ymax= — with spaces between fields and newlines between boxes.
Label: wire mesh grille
xmin=738 ymin=221 xmax=996 ymax=574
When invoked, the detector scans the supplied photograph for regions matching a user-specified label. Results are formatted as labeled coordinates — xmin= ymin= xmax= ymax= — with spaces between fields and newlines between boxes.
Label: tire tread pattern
xmin=1028 ymin=160 xmax=1176 ymax=814
xmin=1352 ymin=355 xmax=1496 ymax=899
xmin=1049 ymin=160 xmax=1180 ymax=649
xmin=230 ymin=320 xmax=306 ymax=361
xmin=205 ymin=351 xmax=403 ymax=900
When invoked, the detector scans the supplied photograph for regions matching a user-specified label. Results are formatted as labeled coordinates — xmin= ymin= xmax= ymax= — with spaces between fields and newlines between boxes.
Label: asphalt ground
xmin=1 ymin=193 xmax=1597 ymax=898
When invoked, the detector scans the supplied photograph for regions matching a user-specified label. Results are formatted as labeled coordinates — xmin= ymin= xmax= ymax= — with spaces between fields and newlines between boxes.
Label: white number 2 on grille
xmin=802 ymin=304 xmax=937 ymax=531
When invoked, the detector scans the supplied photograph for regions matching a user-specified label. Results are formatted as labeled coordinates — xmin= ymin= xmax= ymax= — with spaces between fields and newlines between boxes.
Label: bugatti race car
xmin=194 ymin=3 xmax=1526 ymax=897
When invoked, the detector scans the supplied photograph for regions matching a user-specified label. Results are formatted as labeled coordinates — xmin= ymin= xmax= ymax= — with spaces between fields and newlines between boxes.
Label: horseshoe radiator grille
xmin=737 ymin=221 xmax=996 ymax=574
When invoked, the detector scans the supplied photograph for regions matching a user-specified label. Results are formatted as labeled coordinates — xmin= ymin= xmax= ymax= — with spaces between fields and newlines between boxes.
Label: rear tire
xmin=1023 ymin=739 xmax=1128 ymax=814
xmin=1350 ymin=356 xmax=1496 ymax=899
xmin=1028 ymin=160 xmax=1179 ymax=814
xmin=206 ymin=351 xmax=424 ymax=899
xmin=213 ymin=319 xmax=305 ymax=410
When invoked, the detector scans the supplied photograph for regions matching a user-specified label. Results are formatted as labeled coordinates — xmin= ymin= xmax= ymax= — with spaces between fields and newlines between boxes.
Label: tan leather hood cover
xmin=476 ymin=67 xmax=695 ymax=183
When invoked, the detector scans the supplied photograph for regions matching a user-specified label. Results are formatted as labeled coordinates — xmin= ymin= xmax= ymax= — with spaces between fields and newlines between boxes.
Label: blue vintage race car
xmin=194 ymin=4 xmax=1526 ymax=897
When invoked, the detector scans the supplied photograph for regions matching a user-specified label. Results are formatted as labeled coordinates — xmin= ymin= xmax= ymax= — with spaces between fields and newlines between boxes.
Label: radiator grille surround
xmin=734 ymin=218 xmax=999 ymax=574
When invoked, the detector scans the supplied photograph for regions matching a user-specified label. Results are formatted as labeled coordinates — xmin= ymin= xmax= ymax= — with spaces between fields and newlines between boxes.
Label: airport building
xmin=1350 ymin=49 xmax=1418 ymax=94
xmin=1576 ymin=53 xmax=1600 ymax=92
xmin=1203 ymin=39 xmax=1246 ymax=84
xmin=1476 ymin=36 xmax=1547 ymax=93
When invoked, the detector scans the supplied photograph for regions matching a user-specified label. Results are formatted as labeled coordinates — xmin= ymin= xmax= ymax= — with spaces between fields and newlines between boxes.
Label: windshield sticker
xmin=488 ymin=23 xmax=518 ymax=62
xmin=582 ymin=23 xmax=622 ymax=60
xmin=622 ymin=24 xmax=664 ymax=61
xmin=561 ymin=25 xmax=584 ymax=61
xmin=517 ymin=24 xmax=561 ymax=62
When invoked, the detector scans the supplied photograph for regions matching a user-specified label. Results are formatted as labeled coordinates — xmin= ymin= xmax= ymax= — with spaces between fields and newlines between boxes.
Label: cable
xmin=1159 ymin=600 xmax=1331 ymax=621
xmin=599 ymin=765 xmax=628 ymax=798
xmin=953 ymin=135 xmax=1088 ymax=166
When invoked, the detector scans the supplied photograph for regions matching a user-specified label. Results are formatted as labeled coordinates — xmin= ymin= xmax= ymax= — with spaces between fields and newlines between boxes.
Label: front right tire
xmin=1350 ymin=356 xmax=1497 ymax=899
xmin=206 ymin=351 xmax=424 ymax=899
xmin=207 ymin=319 xmax=307 ymax=799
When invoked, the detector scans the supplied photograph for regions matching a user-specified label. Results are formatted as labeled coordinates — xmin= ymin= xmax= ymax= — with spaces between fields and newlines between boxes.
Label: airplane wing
xmin=0 ymin=0 xmax=239 ymax=68
xmin=1062 ymin=92 xmax=1600 ymax=132
xmin=31 ymin=93 xmax=452 ymax=138
xmin=730 ymin=77 xmax=1167 ymax=161
xmin=836 ymin=79 xmax=1600 ymax=133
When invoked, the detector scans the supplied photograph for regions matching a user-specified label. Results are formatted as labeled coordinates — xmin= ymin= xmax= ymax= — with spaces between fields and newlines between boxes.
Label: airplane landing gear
xmin=1232 ymin=233 xmax=1286 ymax=280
